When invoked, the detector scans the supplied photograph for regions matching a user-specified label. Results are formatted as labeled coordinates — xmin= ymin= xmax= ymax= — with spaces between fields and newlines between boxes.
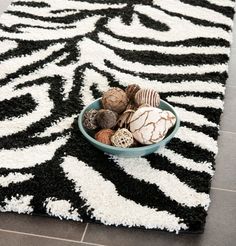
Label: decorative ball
xmin=117 ymin=109 xmax=135 ymax=128
xmin=111 ymin=128 xmax=134 ymax=148
xmin=83 ymin=109 xmax=98 ymax=130
xmin=135 ymin=88 xmax=160 ymax=107
xmin=102 ymin=87 xmax=128 ymax=113
xmin=116 ymin=103 xmax=136 ymax=129
xmin=95 ymin=129 xmax=115 ymax=145
xmin=96 ymin=109 xmax=117 ymax=129
xmin=130 ymin=107 xmax=176 ymax=145
xmin=125 ymin=84 xmax=141 ymax=101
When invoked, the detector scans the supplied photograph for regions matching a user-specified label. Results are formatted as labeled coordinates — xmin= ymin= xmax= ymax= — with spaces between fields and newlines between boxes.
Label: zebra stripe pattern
xmin=0 ymin=0 xmax=235 ymax=233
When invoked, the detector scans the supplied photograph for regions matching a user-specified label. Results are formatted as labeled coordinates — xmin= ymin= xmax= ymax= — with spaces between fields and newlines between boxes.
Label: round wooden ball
xmin=102 ymin=87 xmax=128 ymax=114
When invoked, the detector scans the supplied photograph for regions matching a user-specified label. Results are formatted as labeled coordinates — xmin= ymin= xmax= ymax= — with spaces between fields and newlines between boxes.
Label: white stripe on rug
xmin=0 ymin=195 xmax=33 ymax=214
xmin=112 ymin=156 xmax=210 ymax=209
xmin=175 ymin=126 xmax=218 ymax=154
xmin=105 ymin=69 xmax=225 ymax=94
xmin=0 ymin=84 xmax=53 ymax=137
xmin=8 ymin=0 xmax=125 ymax=16
xmin=167 ymin=95 xmax=224 ymax=109
xmin=0 ymin=40 xmax=18 ymax=54
xmin=0 ymin=43 xmax=64 ymax=80
xmin=98 ymin=32 xmax=230 ymax=55
xmin=207 ymin=0 xmax=236 ymax=8
xmin=154 ymin=0 xmax=233 ymax=26
xmin=0 ymin=173 xmax=34 ymax=187
xmin=175 ymin=107 xmax=218 ymax=127
xmin=157 ymin=147 xmax=214 ymax=176
xmin=61 ymin=156 xmax=188 ymax=233
xmin=1 ymin=13 xmax=77 ymax=28
xmin=81 ymin=68 xmax=110 ymax=106
xmin=79 ymin=39 xmax=229 ymax=75
xmin=0 ymin=16 xmax=100 ymax=41
xmin=44 ymin=197 xmax=82 ymax=221
xmin=107 ymin=10 xmax=231 ymax=42
xmin=0 ymin=136 xmax=69 ymax=169
xmin=36 ymin=115 xmax=76 ymax=138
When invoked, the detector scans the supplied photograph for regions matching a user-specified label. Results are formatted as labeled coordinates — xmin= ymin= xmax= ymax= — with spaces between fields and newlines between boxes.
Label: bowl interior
xmin=78 ymin=98 xmax=180 ymax=153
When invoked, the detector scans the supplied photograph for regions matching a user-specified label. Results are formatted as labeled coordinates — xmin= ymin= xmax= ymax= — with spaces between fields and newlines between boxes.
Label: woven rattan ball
xmin=111 ymin=128 xmax=134 ymax=148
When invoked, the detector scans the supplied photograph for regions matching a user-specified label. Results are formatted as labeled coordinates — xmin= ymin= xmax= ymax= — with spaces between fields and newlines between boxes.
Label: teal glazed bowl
xmin=78 ymin=98 xmax=180 ymax=158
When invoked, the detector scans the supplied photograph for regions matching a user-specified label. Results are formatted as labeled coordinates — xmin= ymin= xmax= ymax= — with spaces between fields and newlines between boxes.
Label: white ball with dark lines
xmin=130 ymin=107 xmax=176 ymax=145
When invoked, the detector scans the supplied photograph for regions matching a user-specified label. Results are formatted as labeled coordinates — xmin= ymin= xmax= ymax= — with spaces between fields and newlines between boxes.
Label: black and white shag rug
xmin=0 ymin=0 xmax=235 ymax=234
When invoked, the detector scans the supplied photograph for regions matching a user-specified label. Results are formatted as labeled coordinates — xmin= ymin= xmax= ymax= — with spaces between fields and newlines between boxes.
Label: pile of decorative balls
xmin=83 ymin=85 xmax=176 ymax=148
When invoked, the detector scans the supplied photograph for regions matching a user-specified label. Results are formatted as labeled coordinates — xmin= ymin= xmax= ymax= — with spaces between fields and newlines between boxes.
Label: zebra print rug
xmin=0 ymin=0 xmax=235 ymax=234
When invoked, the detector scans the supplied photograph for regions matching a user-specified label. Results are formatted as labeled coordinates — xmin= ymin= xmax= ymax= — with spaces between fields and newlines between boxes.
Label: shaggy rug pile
xmin=0 ymin=0 xmax=235 ymax=233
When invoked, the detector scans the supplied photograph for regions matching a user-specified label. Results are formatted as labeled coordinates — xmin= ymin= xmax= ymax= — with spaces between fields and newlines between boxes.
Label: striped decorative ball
xmin=135 ymin=89 xmax=160 ymax=107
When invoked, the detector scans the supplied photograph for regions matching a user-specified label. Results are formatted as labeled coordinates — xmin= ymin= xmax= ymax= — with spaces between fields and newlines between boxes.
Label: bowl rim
xmin=78 ymin=98 xmax=180 ymax=152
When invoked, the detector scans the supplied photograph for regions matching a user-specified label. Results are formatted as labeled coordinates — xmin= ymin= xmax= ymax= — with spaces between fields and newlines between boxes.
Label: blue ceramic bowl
xmin=78 ymin=98 xmax=180 ymax=157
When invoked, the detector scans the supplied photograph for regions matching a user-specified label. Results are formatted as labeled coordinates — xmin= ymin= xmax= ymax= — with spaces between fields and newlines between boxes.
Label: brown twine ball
xmin=102 ymin=87 xmax=128 ymax=114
